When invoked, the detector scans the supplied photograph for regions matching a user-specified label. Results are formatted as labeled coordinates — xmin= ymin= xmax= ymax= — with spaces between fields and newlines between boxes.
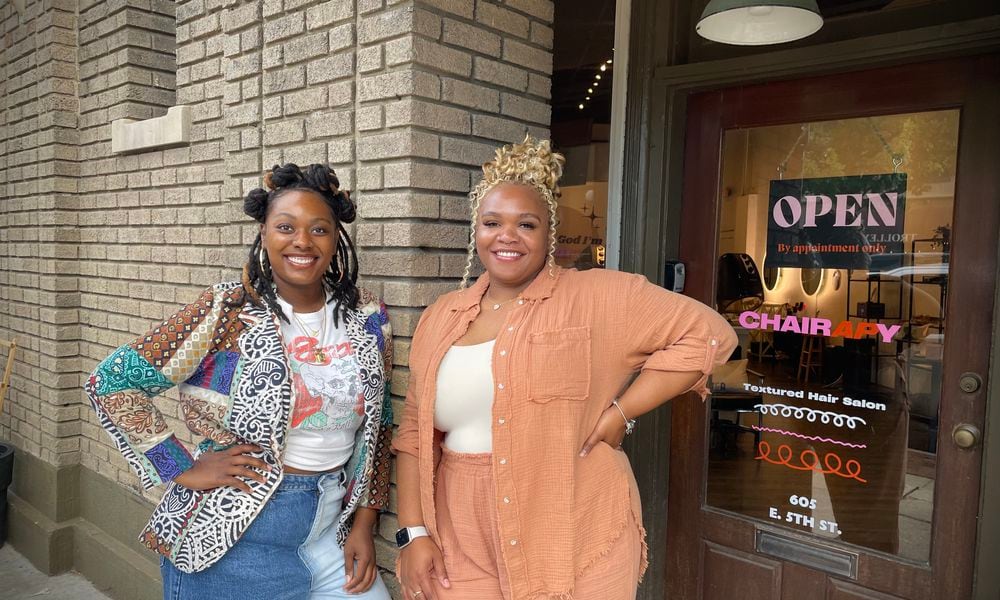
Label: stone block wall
xmin=1 ymin=0 xmax=553 ymax=595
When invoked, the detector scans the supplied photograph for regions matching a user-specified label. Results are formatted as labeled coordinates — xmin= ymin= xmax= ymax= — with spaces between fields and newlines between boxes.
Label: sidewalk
xmin=0 ymin=544 xmax=112 ymax=600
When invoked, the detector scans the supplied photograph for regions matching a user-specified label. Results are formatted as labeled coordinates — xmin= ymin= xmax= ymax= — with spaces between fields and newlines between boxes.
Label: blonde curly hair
xmin=461 ymin=135 xmax=566 ymax=288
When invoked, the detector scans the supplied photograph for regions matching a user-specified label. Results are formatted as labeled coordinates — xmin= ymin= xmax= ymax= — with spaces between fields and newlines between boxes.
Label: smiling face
xmin=475 ymin=183 xmax=550 ymax=292
xmin=261 ymin=190 xmax=337 ymax=303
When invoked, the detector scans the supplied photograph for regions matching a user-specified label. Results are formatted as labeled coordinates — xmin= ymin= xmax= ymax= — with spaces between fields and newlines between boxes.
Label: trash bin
xmin=0 ymin=442 xmax=13 ymax=547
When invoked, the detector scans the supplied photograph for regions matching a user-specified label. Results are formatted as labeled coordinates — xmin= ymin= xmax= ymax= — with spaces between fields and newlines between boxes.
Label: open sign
xmin=766 ymin=174 xmax=907 ymax=271
xmin=772 ymin=193 xmax=900 ymax=229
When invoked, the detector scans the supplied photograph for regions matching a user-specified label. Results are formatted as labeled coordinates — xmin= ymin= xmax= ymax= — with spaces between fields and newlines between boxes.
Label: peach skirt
xmin=428 ymin=447 xmax=641 ymax=600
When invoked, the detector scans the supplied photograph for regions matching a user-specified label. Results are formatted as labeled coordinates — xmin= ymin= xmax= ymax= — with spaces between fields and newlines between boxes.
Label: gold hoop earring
xmin=258 ymin=245 xmax=269 ymax=275
xmin=337 ymin=253 xmax=347 ymax=283
xmin=327 ymin=255 xmax=346 ymax=284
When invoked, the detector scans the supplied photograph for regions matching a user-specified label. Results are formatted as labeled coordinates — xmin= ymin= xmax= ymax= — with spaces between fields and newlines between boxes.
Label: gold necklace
xmin=291 ymin=306 xmax=327 ymax=362
xmin=484 ymin=292 xmax=519 ymax=311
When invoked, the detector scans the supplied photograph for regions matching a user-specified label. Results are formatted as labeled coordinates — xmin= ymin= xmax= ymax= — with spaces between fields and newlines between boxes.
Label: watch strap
xmin=396 ymin=526 xmax=429 ymax=549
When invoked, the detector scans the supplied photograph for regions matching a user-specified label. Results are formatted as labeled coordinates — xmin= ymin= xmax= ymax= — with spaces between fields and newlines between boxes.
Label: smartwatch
xmin=395 ymin=526 xmax=429 ymax=549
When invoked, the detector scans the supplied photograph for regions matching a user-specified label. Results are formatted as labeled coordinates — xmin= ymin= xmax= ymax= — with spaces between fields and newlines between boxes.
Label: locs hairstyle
xmin=461 ymin=136 xmax=566 ymax=288
xmin=241 ymin=163 xmax=359 ymax=325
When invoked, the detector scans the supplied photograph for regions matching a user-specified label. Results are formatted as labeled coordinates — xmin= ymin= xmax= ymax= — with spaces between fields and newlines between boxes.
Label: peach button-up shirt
xmin=393 ymin=267 xmax=737 ymax=599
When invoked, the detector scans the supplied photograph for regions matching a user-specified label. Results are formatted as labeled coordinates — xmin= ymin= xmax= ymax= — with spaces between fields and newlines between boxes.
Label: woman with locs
xmin=86 ymin=164 xmax=393 ymax=599
xmin=393 ymin=137 xmax=738 ymax=600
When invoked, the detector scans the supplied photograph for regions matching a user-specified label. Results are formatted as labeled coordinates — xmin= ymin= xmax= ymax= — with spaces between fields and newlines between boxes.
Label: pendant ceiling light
xmin=697 ymin=0 xmax=824 ymax=46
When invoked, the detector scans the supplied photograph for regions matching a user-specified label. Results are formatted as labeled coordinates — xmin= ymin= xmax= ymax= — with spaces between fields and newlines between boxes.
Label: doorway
xmin=667 ymin=55 xmax=1000 ymax=599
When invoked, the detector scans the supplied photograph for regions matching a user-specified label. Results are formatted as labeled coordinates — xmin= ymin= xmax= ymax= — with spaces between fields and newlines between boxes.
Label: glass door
xmin=666 ymin=56 xmax=1000 ymax=600
xmin=708 ymin=110 xmax=958 ymax=564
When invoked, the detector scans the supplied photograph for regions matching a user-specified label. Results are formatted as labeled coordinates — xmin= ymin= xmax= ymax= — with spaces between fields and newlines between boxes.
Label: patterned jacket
xmin=85 ymin=281 xmax=393 ymax=573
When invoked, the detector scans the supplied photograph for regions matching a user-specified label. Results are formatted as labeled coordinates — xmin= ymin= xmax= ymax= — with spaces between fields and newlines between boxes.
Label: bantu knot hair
xmin=243 ymin=188 xmax=269 ymax=223
xmin=242 ymin=163 xmax=356 ymax=224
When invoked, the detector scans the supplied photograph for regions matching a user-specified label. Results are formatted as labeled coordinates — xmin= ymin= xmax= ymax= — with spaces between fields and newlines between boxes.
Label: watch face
xmin=395 ymin=528 xmax=410 ymax=548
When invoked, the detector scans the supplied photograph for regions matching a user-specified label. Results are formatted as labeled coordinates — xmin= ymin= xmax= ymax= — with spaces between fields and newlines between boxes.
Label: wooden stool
xmin=749 ymin=303 xmax=785 ymax=359
xmin=0 ymin=338 xmax=17 ymax=417
xmin=797 ymin=335 xmax=823 ymax=383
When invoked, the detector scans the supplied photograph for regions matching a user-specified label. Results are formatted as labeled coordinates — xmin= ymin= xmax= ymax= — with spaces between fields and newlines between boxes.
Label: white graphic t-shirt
xmin=277 ymin=296 xmax=364 ymax=471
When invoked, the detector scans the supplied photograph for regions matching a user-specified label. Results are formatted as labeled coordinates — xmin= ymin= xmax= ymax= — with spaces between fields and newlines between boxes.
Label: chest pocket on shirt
xmin=527 ymin=326 xmax=591 ymax=402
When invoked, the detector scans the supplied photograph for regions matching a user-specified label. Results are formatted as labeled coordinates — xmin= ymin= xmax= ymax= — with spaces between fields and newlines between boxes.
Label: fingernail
xmin=579 ymin=450 xmax=587 ymax=457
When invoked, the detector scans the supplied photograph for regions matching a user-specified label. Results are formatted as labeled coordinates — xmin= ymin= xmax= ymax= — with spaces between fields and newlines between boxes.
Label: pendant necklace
xmin=484 ymin=292 xmax=519 ymax=311
xmin=291 ymin=305 xmax=328 ymax=362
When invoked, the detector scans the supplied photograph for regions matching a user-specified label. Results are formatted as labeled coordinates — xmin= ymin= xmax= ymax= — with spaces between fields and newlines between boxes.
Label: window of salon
xmin=550 ymin=0 xmax=616 ymax=270
xmin=708 ymin=111 xmax=960 ymax=564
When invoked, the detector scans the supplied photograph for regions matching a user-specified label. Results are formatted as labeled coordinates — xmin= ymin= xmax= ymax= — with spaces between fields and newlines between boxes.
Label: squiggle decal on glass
xmin=751 ymin=425 xmax=867 ymax=449
xmin=756 ymin=441 xmax=867 ymax=483
xmin=754 ymin=403 xmax=867 ymax=429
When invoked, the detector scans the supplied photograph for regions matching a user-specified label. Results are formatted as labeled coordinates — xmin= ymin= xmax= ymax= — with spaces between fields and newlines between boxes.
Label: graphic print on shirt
xmin=287 ymin=334 xmax=364 ymax=431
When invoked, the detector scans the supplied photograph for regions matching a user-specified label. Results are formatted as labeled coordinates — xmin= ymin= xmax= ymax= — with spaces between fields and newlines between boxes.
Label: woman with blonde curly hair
xmin=392 ymin=137 xmax=737 ymax=600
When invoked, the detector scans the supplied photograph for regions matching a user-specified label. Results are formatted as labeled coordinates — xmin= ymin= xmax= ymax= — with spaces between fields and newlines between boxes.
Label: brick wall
xmin=1 ymin=0 xmax=553 ymax=594
xmin=0 ymin=0 xmax=84 ymax=469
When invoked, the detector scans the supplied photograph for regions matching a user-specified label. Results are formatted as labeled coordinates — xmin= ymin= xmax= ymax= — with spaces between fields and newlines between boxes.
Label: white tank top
xmin=434 ymin=340 xmax=495 ymax=453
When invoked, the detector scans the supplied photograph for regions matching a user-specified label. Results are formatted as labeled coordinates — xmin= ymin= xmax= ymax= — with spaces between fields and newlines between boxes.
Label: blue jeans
xmin=161 ymin=471 xmax=390 ymax=600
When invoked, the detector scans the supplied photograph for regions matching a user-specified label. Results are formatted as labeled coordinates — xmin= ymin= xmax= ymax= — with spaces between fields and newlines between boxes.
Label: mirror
xmin=762 ymin=254 xmax=782 ymax=291
xmin=763 ymin=266 xmax=781 ymax=290
xmin=801 ymin=268 xmax=823 ymax=295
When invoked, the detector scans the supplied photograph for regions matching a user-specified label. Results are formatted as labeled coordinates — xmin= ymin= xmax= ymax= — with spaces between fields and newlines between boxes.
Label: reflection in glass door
xmin=707 ymin=110 xmax=959 ymax=563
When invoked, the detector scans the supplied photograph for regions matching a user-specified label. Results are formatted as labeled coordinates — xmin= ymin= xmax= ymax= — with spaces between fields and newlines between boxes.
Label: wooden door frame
xmin=666 ymin=55 xmax=999 ymax=600
xmin=616 ymin=11 xmax=1000 ymax=597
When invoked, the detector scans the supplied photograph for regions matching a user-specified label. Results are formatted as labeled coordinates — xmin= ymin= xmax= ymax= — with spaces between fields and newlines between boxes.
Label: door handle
xmin=952 ymin=424 xmax=981 ymax=449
